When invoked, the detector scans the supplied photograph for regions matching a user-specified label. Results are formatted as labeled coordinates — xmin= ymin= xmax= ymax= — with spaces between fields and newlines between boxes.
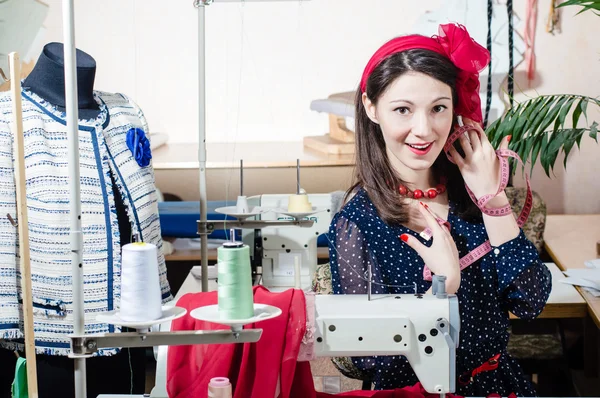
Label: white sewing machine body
xmin=314 ymin=293 xmax=460 ymax=395
xmin=121 ymin=283 xmax=460 ymax=398
xmin=243 ymin=193 xmax=333 ymax=290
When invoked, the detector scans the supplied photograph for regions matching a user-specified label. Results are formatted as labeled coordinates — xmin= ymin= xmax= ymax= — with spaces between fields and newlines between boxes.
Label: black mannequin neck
xmin=23 ymin=42 xmax=100 ymax=120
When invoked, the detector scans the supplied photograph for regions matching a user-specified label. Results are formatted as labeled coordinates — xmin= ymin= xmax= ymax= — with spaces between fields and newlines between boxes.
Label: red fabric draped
xmin=166 ymin=287 xmax=466 ymax=398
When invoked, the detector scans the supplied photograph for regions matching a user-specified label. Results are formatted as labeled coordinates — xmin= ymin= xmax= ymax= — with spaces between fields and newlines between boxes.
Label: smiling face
xmin=363 ymin=71 xmax=454 ymax=182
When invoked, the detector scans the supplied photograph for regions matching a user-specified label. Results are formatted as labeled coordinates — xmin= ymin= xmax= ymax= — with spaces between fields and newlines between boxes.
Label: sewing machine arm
xmin=313 ymin=293 xmax=460 ymax=395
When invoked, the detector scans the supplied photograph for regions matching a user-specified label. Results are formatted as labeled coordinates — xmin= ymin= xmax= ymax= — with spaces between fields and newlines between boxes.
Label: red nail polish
xmin=507 ymin=135 xmax=512 ymax=143
xmin=400 ymin=234 xmax=408 ymax=242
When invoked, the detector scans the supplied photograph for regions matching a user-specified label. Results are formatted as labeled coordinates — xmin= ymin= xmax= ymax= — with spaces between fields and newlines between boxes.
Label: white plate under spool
xmin=214 ymin=206 xmax=269 ymax=219
xmin=274 ymin=207 xmax=326 ymax=220
xmin=190 ymin=303 xmax=282 ymax=332
xmin=96 ymin=305 xmax=187 ymax=329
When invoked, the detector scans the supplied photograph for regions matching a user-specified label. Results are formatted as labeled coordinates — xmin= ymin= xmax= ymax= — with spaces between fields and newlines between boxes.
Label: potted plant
xmin=486 ymin=94 xmax=598 ymax=177
xmin=486 ymin=0 xmax=599 ymax=177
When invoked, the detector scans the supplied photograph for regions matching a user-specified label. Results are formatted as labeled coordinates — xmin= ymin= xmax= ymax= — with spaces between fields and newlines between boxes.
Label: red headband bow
xmin=360 ymin=23 xmax=490 ymax=123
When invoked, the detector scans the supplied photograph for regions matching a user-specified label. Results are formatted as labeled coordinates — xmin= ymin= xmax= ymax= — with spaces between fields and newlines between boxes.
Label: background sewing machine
xmin=242 ymin=193 xmax=333 ymax=290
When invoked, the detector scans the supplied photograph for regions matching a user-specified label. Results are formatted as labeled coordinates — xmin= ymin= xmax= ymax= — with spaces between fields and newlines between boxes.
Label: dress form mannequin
xmin=0 ymin=43 xmax=145 ymax=398
xmin=23 ymin=42 xmax=101 ymax=120
xmin=23 ymin=42 xmax=132 ymax=247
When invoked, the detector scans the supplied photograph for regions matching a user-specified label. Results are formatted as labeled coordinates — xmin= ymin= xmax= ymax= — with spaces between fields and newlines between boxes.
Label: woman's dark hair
xmin=347 ymin=48 xmax=480 ymax=225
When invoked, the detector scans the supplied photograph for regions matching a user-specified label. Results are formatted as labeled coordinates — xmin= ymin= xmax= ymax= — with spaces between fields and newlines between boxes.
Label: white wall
xmin=26 ymin=1 xmax=600 ymax=213
xmin=508 ymin=1 xmax=600 ymax=215
xmin=39 ymin=0 xmax=447 ymax=143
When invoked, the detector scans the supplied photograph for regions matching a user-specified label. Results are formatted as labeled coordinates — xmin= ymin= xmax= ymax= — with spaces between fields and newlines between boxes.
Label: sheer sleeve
xmin=327 ymin=212 xmax=389 ymax=378
xmin=493 ymin=230 xmax=552 ymax=319
xmin=328 ymin=213 xmax=388 ymax=295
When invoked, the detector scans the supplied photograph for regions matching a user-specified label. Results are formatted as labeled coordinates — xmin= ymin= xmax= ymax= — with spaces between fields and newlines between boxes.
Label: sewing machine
xmin=97 ymin=276 xmax=458 ymax=398
xmin=242 ymin=193 xmax=333 ymax=290
xmin=314 ymin=289 xmax=460 ymax=395
xmin=98 ymin=193 xmax=461 ymax=397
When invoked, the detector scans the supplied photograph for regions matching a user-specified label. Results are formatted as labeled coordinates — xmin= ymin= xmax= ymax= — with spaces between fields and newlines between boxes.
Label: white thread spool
xmin=120 ymin=242 xmax=162 ymax=322
xmin=294 ymin=256 xmax=301 ymax=289
xmin=236 ymin=195 xmax=249 ymax=213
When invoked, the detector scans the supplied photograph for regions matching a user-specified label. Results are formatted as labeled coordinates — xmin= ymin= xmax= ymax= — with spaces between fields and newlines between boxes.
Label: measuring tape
xmin=422 ymin=120 xmax=533 ymax=282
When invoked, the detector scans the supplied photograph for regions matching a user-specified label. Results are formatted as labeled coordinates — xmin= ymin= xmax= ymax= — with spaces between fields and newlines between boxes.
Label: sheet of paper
xmin=559 ymin=277 xmax=600 ymax=291
xmin=584 ymin=287 xmax=600 ymax=297
xmin=564 ymin=268 xmax=600 ymax=280
xmin=584 ymin=258 xmax=600 ymax=269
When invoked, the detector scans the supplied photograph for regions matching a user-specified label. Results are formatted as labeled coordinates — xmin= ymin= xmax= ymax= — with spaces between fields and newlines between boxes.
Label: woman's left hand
xmin=447 ymin=118 xmax=510 ymax=199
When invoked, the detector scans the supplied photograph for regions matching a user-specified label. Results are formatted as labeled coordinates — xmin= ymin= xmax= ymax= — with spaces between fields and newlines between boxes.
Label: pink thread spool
xmin=208 ymin=377 xmax=232 ymax=398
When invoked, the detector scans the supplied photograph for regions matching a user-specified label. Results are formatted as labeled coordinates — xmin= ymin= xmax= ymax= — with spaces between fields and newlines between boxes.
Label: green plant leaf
xmin=546 ymin=130 xmax=565 ymax=165
xmin=573 ymin=98 xmax=584 ymax=128
xmin=563 ymin=143 xmax=574 ymax=170
xmin=522 ymin=134 xmax=536 ymax=171
xmin=590 ymin=121 xmax=598 ymax=140
xmin=538 ymin=96 xmax=569 ymax=137
xmin=540 ymin=135 xmax=553 ymax=177
xmin=530 ymin=134 xmax=545 ymax=175
xmin=524 ymin=96 xmax=554 ymax=139
xmin=576 ymin=130 xmax=584 ymax=149
xmin=516 ymin=96 xmax=546 ymax=142
xmin=485 ymin=94 xmax=599 ymax=178
xmin=530 ymin=96 xmax=559 ymax=137
xmin=557 ymin=0 xmax=600 ymax=15
xmin=496 ymin=105 xmax=521 ymax=144
xmin=546 ymin=143 xmax=561 ymax=175
xmin=580 ymin=97 xmax=589 ymax=123
xmin=555 ymin=97 xmax=576 ymax=131
xmin=562 ymin=131 xmax=580 ymax=169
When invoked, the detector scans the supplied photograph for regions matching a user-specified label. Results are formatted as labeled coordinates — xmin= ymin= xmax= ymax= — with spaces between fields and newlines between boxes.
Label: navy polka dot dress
xmin=327 ymin=188 xmax=552 ymax=397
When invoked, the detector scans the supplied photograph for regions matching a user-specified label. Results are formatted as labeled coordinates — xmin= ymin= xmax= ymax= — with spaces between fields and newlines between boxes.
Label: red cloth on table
xmin=167 ymin=285 xmax=313 ymax=398
xmin=316 ymin=383 xmax=463 ymax=397
xmin=167 ymin=286 xmax=463 ymax=398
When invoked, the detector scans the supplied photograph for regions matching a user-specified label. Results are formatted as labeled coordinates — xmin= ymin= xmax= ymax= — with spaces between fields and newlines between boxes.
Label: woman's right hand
xmin=400 ymin=202 xmax=461 ymax=293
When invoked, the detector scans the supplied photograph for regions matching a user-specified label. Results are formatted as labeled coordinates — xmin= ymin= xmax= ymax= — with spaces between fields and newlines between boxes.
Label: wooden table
xmin=165 ymin=245 xmax=330 ymax=262
xmin=164 ymin=242 xmax=584 ymax=320
xmin=152 ymin=142 xmax=355 ymax=170
xmin=536 ymin=262 xmax=586 ymax=319
xmin=544 ymin=214 xmax=600 ymax=378
xmin=544 ymin=214 xmax=600 ymax=327
xmin=152 ymin=142 xmax=356 ymax=201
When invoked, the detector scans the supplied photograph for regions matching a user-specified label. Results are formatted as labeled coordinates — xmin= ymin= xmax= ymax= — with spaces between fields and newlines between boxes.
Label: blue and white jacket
xmin=0 ymin=88 xmax=172 ymax=355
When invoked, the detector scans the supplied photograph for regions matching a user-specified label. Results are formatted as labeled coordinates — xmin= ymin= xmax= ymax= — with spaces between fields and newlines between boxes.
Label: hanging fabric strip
xmin=507 ymin=0 xmax=514 ymax=107
xmin=524 ymin=0 xmax=538 ymax=86
xmin=546 ymin=0 xmax=560 ymax=34
xmin=484 ymin=0 xmax=493 ymax=128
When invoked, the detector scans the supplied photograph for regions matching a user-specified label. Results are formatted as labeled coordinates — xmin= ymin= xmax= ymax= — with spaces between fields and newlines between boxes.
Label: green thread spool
xmin=217 ymin=242 xmax=254 ymax=320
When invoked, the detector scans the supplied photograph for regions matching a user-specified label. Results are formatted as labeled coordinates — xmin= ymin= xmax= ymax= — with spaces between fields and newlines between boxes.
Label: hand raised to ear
xmin=447 ymin=120 xmax=511 ymax=200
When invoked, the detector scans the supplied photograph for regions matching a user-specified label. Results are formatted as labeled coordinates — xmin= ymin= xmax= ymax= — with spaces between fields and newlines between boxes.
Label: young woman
xmin=327 ymin=23 xmax=551 ymax=396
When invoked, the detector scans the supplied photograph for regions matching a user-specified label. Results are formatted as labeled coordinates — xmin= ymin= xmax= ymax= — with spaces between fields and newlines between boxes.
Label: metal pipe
xmin=62 ymin=0 xmax=86 ymax=396
xmin=196 ymin=1 xmax=209 ymax=292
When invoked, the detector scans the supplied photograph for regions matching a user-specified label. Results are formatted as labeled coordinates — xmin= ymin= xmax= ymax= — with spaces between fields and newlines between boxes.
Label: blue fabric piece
xmin=126 ymin=127 xmax=152 ymax=167
xmin=158 ymin=201 xmax=329 ymax=245
xmin=158 ymin=201 xmax=238 ymax=239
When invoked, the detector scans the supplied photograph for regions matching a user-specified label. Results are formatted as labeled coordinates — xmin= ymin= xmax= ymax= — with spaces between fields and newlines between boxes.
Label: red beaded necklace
xmin=398 ymin=176 xmax=447 ymax=199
